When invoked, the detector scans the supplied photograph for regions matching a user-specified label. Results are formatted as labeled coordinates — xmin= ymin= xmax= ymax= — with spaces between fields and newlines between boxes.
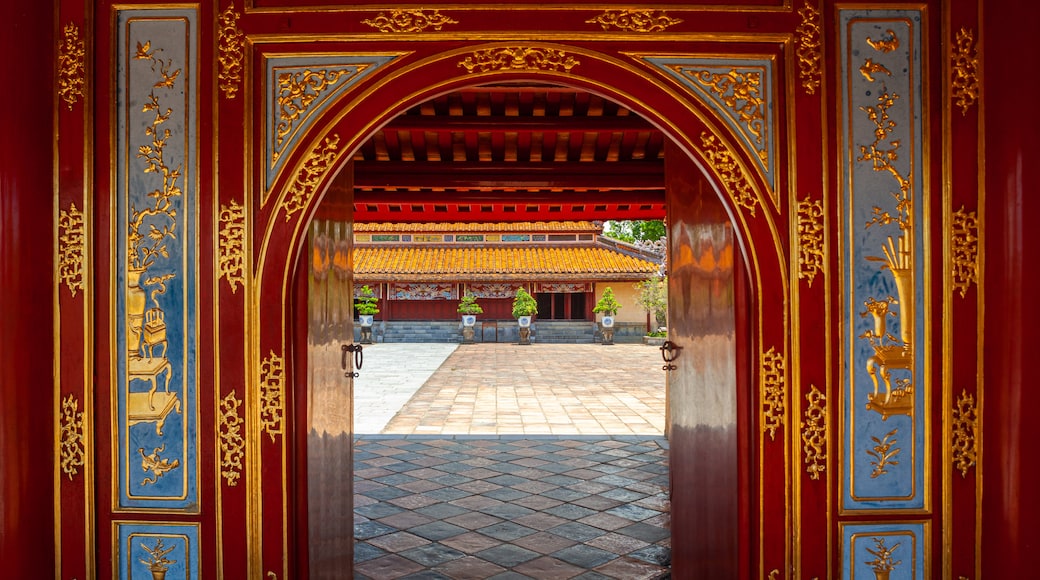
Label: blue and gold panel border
xmin=115 ymin=8 xmax=199 ymax=511
xmin=115 ymin=522 xmax=200 ymax=580
xmin=839 ymin=10 xmax=927 ymax=511
xmin=638 ymin=55 xmax=778 ymax=203
xmin=841 ymin=522 xmax=928 ymax=579
xmin=262 ymin=54 xmax=399 ymax=199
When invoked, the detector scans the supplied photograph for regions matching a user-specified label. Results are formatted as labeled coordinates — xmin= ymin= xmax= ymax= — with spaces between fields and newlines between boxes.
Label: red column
xmin=0 ymin=2 xmax=56 ymax=575
xmin=981 ymin=0 xmax=1040 ymax=572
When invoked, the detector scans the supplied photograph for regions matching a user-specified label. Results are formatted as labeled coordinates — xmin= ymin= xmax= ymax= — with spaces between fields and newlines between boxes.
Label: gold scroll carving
xmin=459 ymin=48 xmax=579 ymax=74
xmin=796 ymin=2 xmax=822 ymax=95
xmin=797 ymin=196 xmax=825 ymax=286
xmin=700 ymin=132 xmax=759 ymax=217
xmin=952 ymin=389 xmax=977 ymax=477
xmin=362 ymin=9 xmax=458 ymax=33
xmin=218 ymin=3 xmax=244 ymax=99
xmin=952 ymin=28 xmax=980 ymax=115
xmin=689 ymin=69 xmax=766 ymax=162
xmin=58 ymin=22 xmax=85 ymax=110
xmin=60 ymin=394 xmax=86 ymax=480
xmin=275 ymin=70 xmax=352 ymax=161
xmin=585 ymin=10 xmax=682 ymax=33
xmin=951 ymin=206 xmax=979 ymax=298
xmin=261 ymin=350 xmax=285 ymax=442
xmin=58 ymin=202 xmax=86 ymax=297
xmin=801 ymin=385 xmax=826 ymax=479
xmin=218 ymin=199 xmax=246 ymax=292
xmin=282 ymin=135 xmax=341 ymax=221
xmin=219 ymin=390 xmax=245 ymax=486
xmin=761 ymin=347 xmax=786 ymax=440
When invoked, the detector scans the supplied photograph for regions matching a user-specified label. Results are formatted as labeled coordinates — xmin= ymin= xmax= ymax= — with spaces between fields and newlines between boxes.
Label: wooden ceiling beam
xmin=382 ymin=114 xmax=654 ymax=132
xmin=353 ymin=190 xmax=665 ymax=205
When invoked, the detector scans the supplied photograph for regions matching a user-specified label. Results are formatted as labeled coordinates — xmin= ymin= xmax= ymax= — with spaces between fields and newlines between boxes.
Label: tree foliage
xmin=602 ymin=220 xmax=666 ymax=243
xmin=636 ymin=275 xmax=667 ymax=329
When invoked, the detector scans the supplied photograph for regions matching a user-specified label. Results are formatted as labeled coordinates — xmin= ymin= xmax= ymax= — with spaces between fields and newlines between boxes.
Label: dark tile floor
xmin=354 ymin=436 xmax=671 ymax=580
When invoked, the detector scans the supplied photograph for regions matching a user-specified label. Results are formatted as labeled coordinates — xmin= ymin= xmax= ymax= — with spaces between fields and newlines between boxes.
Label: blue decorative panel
xmin=117 ymin=522 xmax=200 ymax=580
xmin=116 ymin=9 xmax=198 ymax=510
xmin=841 ymin=522 xmax=927 ymax=579
xmin=641 ymin=56 xmax=778 ymax=198
xmin=839 ymin=10 xmax=926 ymax=510
xmin=264 ymin=54 xmax=399 ymax=195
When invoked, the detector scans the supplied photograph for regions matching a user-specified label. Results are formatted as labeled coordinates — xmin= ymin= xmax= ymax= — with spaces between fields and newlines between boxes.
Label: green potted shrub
xmin=593 ymin=286 xmax=623 ymax=345
xmin=511 ymin=287 xmax=538 ymax=345
xmin=355 ymin=285 xmax=380 ymax=344
xmin=457 ymin=292 xmax=483 ymax=344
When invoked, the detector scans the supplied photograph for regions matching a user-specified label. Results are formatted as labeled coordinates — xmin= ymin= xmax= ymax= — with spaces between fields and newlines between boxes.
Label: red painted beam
xmin=382 ymin=114 xmax=655 ymax=132
xmin=354 ymin=160 xmax=663 ymax=189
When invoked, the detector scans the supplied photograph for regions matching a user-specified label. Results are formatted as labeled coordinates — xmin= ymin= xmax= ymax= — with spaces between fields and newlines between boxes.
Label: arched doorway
xmin=259 ymin=50 xmax=788 ymax=577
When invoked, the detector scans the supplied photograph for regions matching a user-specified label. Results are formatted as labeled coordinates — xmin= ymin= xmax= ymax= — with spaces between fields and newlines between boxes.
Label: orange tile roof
xmin=354 ymin=221 xmax=600 ymax=233
xmin=354 ymin=246 xmax=659 ymax=281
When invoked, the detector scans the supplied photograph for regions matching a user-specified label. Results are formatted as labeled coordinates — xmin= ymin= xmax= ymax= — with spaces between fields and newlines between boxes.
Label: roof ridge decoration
xmin=263 ymin=54 xmax=400 ymax=203
xmin=636 ymin=55 xmax=778 ymax=208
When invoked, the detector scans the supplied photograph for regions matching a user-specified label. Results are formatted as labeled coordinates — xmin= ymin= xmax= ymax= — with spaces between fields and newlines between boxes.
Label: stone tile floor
xmin=374 ymin=343 xmax=666 ymax=436
xmin=354 ymin=436 xmax=670 ymax=579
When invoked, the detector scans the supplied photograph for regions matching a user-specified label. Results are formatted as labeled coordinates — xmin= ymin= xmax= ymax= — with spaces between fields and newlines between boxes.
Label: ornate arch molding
xmin=251 ymin=43 xmax=793 ymax=572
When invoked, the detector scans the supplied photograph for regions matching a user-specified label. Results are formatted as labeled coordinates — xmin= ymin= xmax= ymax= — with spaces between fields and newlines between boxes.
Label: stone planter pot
xmin=461 ymin=315 xmax=476 ymax=344
xmin=358 ymin=314 xmax=375 ymax=344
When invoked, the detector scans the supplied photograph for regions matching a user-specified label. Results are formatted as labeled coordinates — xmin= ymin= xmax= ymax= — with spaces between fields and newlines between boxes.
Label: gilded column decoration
xmin=281 ymin=135 xmax=341 ymax=221
xmin=842 ymin=10 xmax=925 ymax=510
xmin=761 ymin=347 xmax=786 ymax=440
xmin=801 ymin=385 xmax=826 ymax=479
xmin=796 ymin=2 xmax=822 ymax=95
xmin=951 ymin=28 xmax=979 ymax=115
xmin=60 ymin=394 xmax=86 ymax=479
xmin=459 ymin=47 xmax=580 ymax=74
xmin=58 ymin=22 xmax=85 ymax=110
xmin=275 ymin=70 xmax=353 ymax=161
xmin=797 ymin=196 xmax=825 ymax=286
xmin=58 ymin=202 xmax=86 ymax=297
xmin=866 ymin=428 xmax=901 ymax=478
xmin=217 ymin=3 xmax=244 ymax=99
xmin=585 ymin=10 xmax=682 ymax=33
xmin=699 ymin=132 xmax=759 ymax=216
xmin=687 ymin=69 xmax=767 ymax=163
xmin=951 ymin=389 xmax=977 ymax=477
xmin=362 ymin=9 xmax=458 ymax=33
xmin=218 ymin=199 xmax=246 ymax=292
xmin=219 ymin=390 xmax=245 ymax=486
xmin=951 ymin=206 xmax=979 ymax=298
xmin=117 ymin=9 xmax=199 ymax=511
xmin=260 ymin=350 xmax=285 ymax=442
xmin=117 ymin=523 xmax=199 ymax=579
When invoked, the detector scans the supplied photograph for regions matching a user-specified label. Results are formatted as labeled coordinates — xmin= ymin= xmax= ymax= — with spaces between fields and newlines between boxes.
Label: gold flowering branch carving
xmin=219 ymin=390 xmax=245 ymax=486
xmin=866 ymin=536 xmax=902 ymax=573
xmin=796 ymin=2 xmax=822 ymax=95
xmin=761 ymin=347 xmax=786 ymax=440
xmin=60 ymin=394 xmax=86 ymax=480
xmin=951 ymin=28 xmax=979 ymax=115
xmin=260 ymin=350 xmax=285 ymax=443
xmin=951 ymin=206 xmax=979 ymax=298
xmin=282 ymin=135 xmax=342 ymax=221
xmin=58 ymin=203 xmax=86 ymax=297
xmin=585 ymin=10 xmax=682 ymax=33
xmin=699 ymin=133 xmax=759 ymax=216
xmin=952 ymin=389 xmax=977 ymax=477
xmin=58 ymin=22 xmax=86 ymax=110
xmin=689 ymin=69 xmax=766 ymax=158
xmin=459 ymin=47 xmax=579 ymax=74
xmin=801 ymin=385 xmax=827 ymax=479
xmin=362 ymin=9 xmax=458 ymax=33
xmin=218 ymin=3 xmax=245 ymax=99
xmin=275 ymin=69 xmax=353 ymax=159
xmin=797 ymin=196 xmax=825 ymax=286
xmin=219 ymin=199 xmax=246 ymax=292
xmin=866 ymin=428 xmax=901 ymax=478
